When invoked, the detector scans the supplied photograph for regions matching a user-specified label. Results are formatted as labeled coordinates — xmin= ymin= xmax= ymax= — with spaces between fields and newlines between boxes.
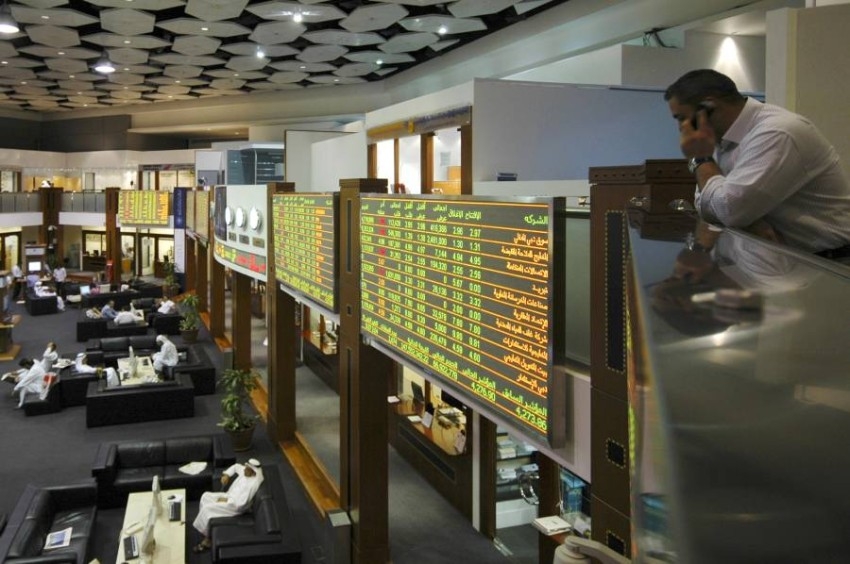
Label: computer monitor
xmin=410 ymin=381 xmax=425 ymax=404
xmin=99 ymin=283 xmax=111 ymax=293
xmin=151 ymin=474 xmax=162 ymax=516
xmin=79 ymin=284 xmax=91 ymax=296
xmin=26 ymin=260 xmax=41 ymax=273
xmin=442 ymin=390 xmax=466 ymax=410
xmin=140 ymin=505 xmax=157 ymax=556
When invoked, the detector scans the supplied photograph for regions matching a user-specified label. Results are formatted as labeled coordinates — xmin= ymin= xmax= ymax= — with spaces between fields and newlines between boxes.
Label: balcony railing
xmin=60 ymin=191 xmax=107 ymax=213
xmin=0 ymin=192 xmax=41 ymax=212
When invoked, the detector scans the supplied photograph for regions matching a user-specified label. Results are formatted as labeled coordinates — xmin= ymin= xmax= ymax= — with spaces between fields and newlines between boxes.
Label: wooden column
xmin=420 ymin=132 xmax=434 ymax=194
xmin=479 ymin=417 xmax=498 ymax=539
xmin=196 ymin=242 xmax=209 ymax=312
xmin=589 ymin=159 xmax=694 ymax=556
xmin=266 ymin=182 xmax=297 ymax=444
xmin=231 ymin=270 xmax=252 ymax=371
xmin=209 ymin=253 xmax=225 ymax=340
xmin=39 ymin=187 xmax=62 ymax=268
xmin=537 ymin=454 xmax=562 ymax=564
xmin=339 ymin=178 xmax=391 ymax=564
xmin=184 ymin=237 xmax=196 ymax=293
xmin=460 ymin=123 xmax=473 ymax=195
xmin=104 ymin=188 xmax=121 ymax=284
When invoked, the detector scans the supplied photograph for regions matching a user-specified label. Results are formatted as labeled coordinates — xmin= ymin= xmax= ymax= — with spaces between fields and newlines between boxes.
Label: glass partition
xmin=628 ymin=214 xmax=850 ymax=563
xmin=431 ymin=127 xmax=461 ymax=194
xmin=398 ymin=136 xmax=420 ymax=194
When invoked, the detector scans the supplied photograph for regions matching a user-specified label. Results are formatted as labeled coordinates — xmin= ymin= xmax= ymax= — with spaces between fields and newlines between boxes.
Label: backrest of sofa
xmin=129 ymin=335 xmax=158 ymax=350
xmin=7 ymin=491 xmax=52 ymax=558
xmin=100 ymin=337 xmax=130 ymax=352
xmin=253 ymin=496 xmax=281 ymax=535
xmin=165 ymin=437 xmax=212 ymax=464
xmin=116 ymin=442 xmax=166 ymax=468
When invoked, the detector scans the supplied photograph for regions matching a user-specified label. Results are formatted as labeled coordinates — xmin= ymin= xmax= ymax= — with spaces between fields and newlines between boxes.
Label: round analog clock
xmin=249 ymin=207 xmax=262 ymax=231
xmin=224 ymin=206 xmax=234 ymax=226
xmin=234 ymin=207 xmax=246 ymax=228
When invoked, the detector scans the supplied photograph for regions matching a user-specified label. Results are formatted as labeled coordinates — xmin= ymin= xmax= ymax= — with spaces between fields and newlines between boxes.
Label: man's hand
xmin=679 ymin=109 xmax=716 ymax=159
xmin=220 ymin=474 xmax=230 ymax=487
xmin=217 ymin=496 xmax=228 ymax=503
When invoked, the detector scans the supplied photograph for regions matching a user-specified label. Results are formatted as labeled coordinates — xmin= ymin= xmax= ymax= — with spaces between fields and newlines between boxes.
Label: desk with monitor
xmin=116 ymin=488 xmax=185 ymax=564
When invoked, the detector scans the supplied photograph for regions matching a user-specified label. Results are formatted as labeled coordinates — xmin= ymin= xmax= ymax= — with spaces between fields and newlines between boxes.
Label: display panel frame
xmin=195 ymin=191 xmax=210 ymax=244
xmin=272 ymin=192 xmax=340 ymax=313
xmin=117 ymin=191 xmax=170 ymax=226
xmin=359 ymin=193 xmax=566 ymax=449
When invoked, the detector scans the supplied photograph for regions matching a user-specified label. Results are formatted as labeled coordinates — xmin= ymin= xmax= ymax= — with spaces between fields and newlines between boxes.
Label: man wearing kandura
xmin=192 ymin=458 xmax=264 ymax=553
xmin=665 ymin=69 xmax=850 ymax=263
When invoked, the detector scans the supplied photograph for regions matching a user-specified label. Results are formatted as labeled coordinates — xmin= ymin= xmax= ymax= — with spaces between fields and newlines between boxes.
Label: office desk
xmin=116 ymin=488 xmax=185 ymax=564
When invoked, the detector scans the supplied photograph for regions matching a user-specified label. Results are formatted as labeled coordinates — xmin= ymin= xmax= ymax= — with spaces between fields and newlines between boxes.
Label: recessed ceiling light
xmin=69 ymin=74 xmax=74 ymax=78
xmin=293 ymin=13 xmax=303 ymax=23
xmin=0 ymin=0 xmax=19 ymax=34
xmin=124 ymin=40 xmax=131 ymax=44
xmin=438 ymin=25 xmax=447 ymax=35
xmin=256 ymin=47 xmax=265 ymax=59
xmin=57 ymin=51 xmax=64 ymax=55
xmin=175 ymin=80 xmax=180 ymax=83
xmin=333 ymin=78 xmax=339 ymax=82
xmin=376 ymin=59 xmax=383 ymax=65
xmin=299 ymin=65 xmax=306 ymax=69
xmin=1 ymin=61 xmax=6 ymax=65
xmin=20 ymin=81 xmax=26 ymax=84
xmin=41 ymin=15 xmax=49 ymax=20
xmin=233 ymin=73 xmax=239 ymax=77
xmin=201 ymin=26 xmax=209 ymax=31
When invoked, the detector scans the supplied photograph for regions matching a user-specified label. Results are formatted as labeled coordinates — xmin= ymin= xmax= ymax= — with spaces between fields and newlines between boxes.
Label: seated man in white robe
xmin=73 ymin=352 xmax=97 ymax=374
xmin=152 ymin=335 xmax=179 ymax=372
xmin=113 ymin=306 xmax=144 ymax=325
xmin=156 ymin=298 xmax=176 ymax=314
xmin=39 ymin=342 xmax=58 ymax=373
xmin=12 ymin=358 xmax=46 ymax=408
xmin=192 ymin=459 xmax=264 ymax=553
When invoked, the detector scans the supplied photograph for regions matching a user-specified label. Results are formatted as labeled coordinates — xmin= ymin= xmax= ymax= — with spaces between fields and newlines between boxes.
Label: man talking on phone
xmin=665 ymin=69 xmax=850 ymax=263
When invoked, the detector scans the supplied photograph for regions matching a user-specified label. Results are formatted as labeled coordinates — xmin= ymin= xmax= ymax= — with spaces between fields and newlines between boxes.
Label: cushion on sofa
xmin=113 ymin=467 xmax=163 ymax=494
xmin=166 ymin=437 xmax=213 ymax=464
xmin=129 ymin=334 xmax=159 ymax=351
xmin=116 ymin=442 xmax=165 ymax=468
xmin=100 ymin=337 xmax=130 ymax=352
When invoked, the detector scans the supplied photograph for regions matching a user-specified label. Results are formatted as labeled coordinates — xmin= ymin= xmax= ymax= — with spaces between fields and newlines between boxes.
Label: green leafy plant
xmin=218 ymin=368 xmax=259 ymax=432
xmin=178 ymin=292 xmax=200 ymax=331
xmin=162 ymin=260 xmax=177 ymax=289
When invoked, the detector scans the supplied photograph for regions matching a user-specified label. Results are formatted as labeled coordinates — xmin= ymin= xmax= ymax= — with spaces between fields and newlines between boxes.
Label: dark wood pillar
xmin=39 ymin=187 xmax=62 ymax=268
xmin=231 ymin=271 xmax=252 ymax=371
xmin=479 ymin=416 xmax=497 ymax=539
xmin=339 ymin=178 xmax=391 ymax=564
xmin=537 ymin=454 xmax=562 ymax=564
xmin=266 ymin=182 xmax=297 ymax=444
xmin=420 ymin=132 xmax=434 ymax=194
xmin=104 ymin=188 xmax=120 ymax=284
xmin=209 ymin=253 xmax=225 ymax=340
xmin=460 ymin=123 xmax=473 ymax=195
xmin=184 ymin=237 xmax=196 ymax=293
xmin=196 ymin=242 xmax=209 ymax=312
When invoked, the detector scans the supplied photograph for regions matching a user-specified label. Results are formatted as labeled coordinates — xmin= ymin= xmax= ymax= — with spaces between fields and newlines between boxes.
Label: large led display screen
xmin=195 ymin=191 xmax=210 ymax=242
xmin=272 ymin=193 xmax=338 ymax=312
xmin=118 ymin=191 xmax=170 ymax=226
xmin=360 ymin=194 xmax=565 ymax=444
xmin=185 ymin=190 xmax=196 ymax=233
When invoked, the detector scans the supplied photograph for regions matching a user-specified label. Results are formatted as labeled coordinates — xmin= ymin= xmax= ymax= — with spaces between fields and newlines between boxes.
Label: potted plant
xmin=178 ymin=292 xmax=200 ymax=343
xmin=162 ymin=260 xmax=179 ymax=298
xmin=218 ymin=368 xmax=260 ymax=451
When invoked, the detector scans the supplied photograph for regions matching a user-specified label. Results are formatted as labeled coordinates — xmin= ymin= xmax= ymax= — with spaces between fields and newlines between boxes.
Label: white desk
xmin=116 ymin=356 xmax=157 ymax=386
xmin=116 ymin=488 xmax=185 ymax=564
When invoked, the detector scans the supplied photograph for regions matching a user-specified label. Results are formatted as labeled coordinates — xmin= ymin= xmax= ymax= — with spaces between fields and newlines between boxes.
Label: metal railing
xmin=60 ymin=191 xmax=107 ymax=213
xmin=0 ymin=192 xmax=41 ymax=212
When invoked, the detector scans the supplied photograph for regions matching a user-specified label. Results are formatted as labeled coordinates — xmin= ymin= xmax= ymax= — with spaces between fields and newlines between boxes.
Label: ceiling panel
xmin=0 ymin=0 xmax=568 ymax=112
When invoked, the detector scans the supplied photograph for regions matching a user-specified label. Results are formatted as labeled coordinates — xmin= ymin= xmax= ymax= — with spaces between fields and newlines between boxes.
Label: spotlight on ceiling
xmin=94 ymin=55 xmax=116 ymax=74
xmin=256 ymin=46 xmax=265 ymax=59
xmin=293 ymin=13 xmax=303 ymax=23
xmin=0 ymin=0 xmax=19 ymax=34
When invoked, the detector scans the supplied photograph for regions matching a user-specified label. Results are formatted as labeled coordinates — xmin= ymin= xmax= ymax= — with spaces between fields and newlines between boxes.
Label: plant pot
xmin=180 ymin=328 xmax=199 ymax=343
xmin=227 ymin=425 xmax=256 ymax=452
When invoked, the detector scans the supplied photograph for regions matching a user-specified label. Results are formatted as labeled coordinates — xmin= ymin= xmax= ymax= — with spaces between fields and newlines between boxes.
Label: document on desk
xmin=407 ymin=415 xmax=422 ymax=423
xmin=178 ymin=461 xmax=207 ymax=475
xmin=387 ymin=395 xmax=400 ymax=404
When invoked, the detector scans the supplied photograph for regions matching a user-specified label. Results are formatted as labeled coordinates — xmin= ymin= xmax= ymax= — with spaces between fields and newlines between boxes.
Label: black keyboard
xmin=123 ymin=535 xmax=139 ymax=560
xmin=169 ymin=501 xmax=181 ymax=522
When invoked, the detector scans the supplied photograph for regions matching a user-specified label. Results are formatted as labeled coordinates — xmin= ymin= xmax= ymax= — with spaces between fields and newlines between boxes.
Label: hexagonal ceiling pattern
xmin=0 ymin=0 xmax=562 ymax=112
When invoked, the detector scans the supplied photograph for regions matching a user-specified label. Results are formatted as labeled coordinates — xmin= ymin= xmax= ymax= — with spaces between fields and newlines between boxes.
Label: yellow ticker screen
xmin=195 ymin=191 xmax=210 ymax=241
xmin=272 ymin=193 xmax=338 ymax=312
xmin=118 ymin=191 xmax=170 ymax=226
xmin=360 ymin=195 xmax=562 ymax=440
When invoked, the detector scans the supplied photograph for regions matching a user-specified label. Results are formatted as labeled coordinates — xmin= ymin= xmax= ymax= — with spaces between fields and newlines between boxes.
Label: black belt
xmin=815 ymin=244 xmax=850 ymax=260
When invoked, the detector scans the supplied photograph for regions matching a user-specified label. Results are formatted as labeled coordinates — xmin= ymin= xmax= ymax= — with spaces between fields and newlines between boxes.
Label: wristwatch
xmin=688 ymin=156 xmax=714 ymax=174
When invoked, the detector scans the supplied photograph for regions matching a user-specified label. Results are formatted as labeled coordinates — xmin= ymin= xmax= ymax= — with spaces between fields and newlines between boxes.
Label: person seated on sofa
xmin=11 ymin=358 xmax=46 ymax=408
xmin=74 ymin=352 xmax=98 ymax=374
xmin=192 ymin=459 xmax=264 ymax=553
xmin=152 ymin=335 xmax=179 ymax=372
xmin=39 ymin=341 xmax=59 ymax=373
xmin=156 ymin=298 xmax=177 ymax=314
xmin=33 ymin=282 xmax=65 ymax=312
xmin=100 ymin=300 xmax=118 ymax=320
xmin=113 ymin=305 xmax=145 ymax=325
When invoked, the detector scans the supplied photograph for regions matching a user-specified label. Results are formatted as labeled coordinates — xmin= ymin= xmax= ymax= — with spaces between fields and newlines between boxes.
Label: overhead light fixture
xmin=0 ymin=0 xmax=19 ymax=34
xmin=293 ymin=13 xmax=303 ymax=23
xmin=437 ymin=25 xmax=447 ymax=35
xmin=256 ymin=46 xmax=265 ymax=59
xmin=94 ymin=54 xmax=116 ymax=74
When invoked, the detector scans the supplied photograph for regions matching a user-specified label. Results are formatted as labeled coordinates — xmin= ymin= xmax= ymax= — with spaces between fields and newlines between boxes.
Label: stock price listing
xmin=360 ymin=195 xmax=562 ymax=440
xmin=272 ymin=193 xmax=338 ymax=312
xmin=118 ymin=191 xmax=170 ymax=226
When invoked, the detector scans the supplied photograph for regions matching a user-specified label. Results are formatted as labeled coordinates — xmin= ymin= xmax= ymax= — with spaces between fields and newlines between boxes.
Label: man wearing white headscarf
xmin=40 ymin=342 xmax=58 ymax=373
xmin=192 ymin=459 xmax=264 ymax=553
xmin=74 ymin=353 xmax=97 ymax=374
xmin=152 ymin=335 xmax=179 ymax=372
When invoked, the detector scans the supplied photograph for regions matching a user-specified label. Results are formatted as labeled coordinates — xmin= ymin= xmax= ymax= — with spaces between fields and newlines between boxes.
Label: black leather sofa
xmin=80 ymin=289 xmax=138 ymax=310
xmin=75 ymin=314 xmax=107 ymax=342
xmin=25 ymin=291 xmax=58 ymax=316
xmin=21 ymin=381 xmax=63 ymax=416
xmin=209 ymin=464 xmax=302 ymax=563
xmin=85 ymin=374 xmax=195 ymax=427
xmin=91 ymin=435 xmax=236 ymax=509
xmin=164 ymin=345 xmax=217 ymax=395
xmin=131 ymin=297 xmax=183 ymax=335
xmin=59 ymin=369 xmax=100 ymax=407
xmin=0 ymin=481 xmax=97 ymax=564
xmin=84 ymin=334 xmax=160 ymax=367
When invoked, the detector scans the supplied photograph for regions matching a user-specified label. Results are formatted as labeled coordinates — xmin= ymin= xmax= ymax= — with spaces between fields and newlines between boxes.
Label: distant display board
xmin=272 ymin=193 xmax=338 ymax=312
xmin=185 ymin=190 xmax=196 ymax=233
xmin=195 ymin=191 xmax=210 ymax=242
xmin=118 ymin=190 xmax=170 ymax=226
xmin=359 ymin=195 xmax=565 ymax=444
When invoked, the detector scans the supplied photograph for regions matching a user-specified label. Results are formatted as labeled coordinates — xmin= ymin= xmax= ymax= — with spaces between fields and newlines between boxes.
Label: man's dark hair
xmin=19 ymin=358 xmax=33 ymax=368
xmin=664 ymin=69 xmax=744 ymax=105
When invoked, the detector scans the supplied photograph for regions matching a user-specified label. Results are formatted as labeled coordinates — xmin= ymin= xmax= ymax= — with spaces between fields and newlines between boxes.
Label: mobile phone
xmin=690 ymin=101 xmax=715 ymax=130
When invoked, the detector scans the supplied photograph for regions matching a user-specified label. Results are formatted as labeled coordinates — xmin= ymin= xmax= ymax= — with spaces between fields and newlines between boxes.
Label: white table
xmin=116 ymin=355 xmax=157 ymax=386
xmin=116 ymin=488 xmax=185 ymax=564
